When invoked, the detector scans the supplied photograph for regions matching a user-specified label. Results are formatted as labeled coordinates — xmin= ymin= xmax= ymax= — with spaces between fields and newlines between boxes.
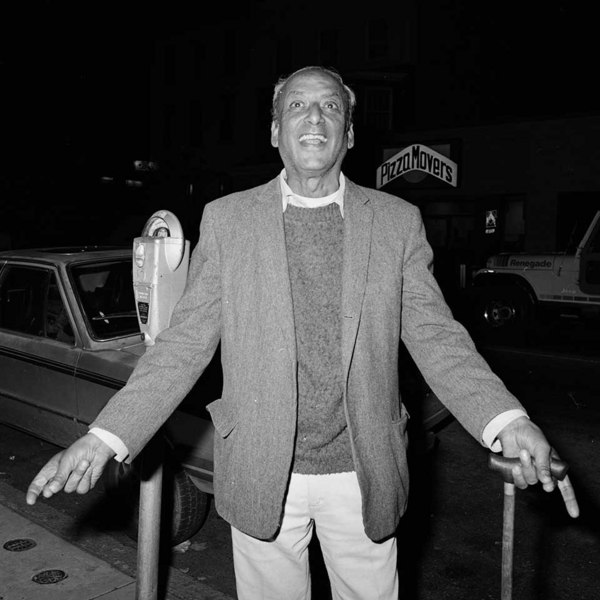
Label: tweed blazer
xmin=92 ymin=175 xmax=524 ymax=541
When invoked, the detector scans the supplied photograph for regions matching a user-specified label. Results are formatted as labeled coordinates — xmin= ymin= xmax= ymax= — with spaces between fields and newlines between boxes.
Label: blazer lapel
xmin=253 ymin=178 xmax=297 ymax=366
xmin=341 ymin=181 xmax=374 ymax=378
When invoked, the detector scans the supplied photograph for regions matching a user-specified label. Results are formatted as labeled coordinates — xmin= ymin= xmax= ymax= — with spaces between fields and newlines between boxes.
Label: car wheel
xmin=471 ymin=285 xmax=534 ymax=342
xmin=102 ymin=446 xmax=210 ymax=547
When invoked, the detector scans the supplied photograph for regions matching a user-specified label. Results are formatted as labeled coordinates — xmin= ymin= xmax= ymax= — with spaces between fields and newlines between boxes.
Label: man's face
xmin=271 ymin=70 xmax=354 ymax=179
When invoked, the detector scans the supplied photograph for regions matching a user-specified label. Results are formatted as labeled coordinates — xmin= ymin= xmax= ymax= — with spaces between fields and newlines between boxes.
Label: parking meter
xmin=132 ymin=210 xmax=190 ymax=346
xmin=132 ymin=210 xmax=190 ymax=599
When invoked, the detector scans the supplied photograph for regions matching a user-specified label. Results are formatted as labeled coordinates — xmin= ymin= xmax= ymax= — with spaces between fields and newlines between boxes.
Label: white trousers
xmin=231 ymin=471 xmax=399 ymax=600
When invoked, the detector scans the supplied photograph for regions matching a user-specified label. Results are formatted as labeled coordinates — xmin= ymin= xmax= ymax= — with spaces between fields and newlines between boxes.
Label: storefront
xmin=377 ymin=115 xmax=600 ymax=296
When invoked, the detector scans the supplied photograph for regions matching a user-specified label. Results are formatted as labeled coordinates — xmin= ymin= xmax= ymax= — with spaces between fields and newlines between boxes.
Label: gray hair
xmin=271 ymin=66 xmax=356 ymax=132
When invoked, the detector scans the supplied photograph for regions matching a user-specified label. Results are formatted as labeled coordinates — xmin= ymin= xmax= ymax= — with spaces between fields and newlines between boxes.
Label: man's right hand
xmin=26 ymin=433 xmax=116 ymax=505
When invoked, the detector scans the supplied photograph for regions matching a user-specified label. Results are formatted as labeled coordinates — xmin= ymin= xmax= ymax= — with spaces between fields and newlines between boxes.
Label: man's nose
xmin=305 ymin=103 xmax=324 ymax=124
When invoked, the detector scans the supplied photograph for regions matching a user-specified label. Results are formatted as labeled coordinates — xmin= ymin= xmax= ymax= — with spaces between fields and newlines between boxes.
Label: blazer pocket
xmin=206 ymin=398 xmax=238 ymax=438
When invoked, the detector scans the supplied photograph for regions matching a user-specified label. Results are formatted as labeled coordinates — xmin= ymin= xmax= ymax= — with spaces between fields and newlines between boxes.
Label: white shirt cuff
xmin=482 ymin=409 xmax=529 ymax=452
xmin=89 ymin=427 xmax=130 ymax=462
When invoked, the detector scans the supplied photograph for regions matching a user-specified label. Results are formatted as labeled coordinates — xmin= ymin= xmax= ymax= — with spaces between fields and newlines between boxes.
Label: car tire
xmin=102 ymin=445 xmax=210 ymax=547
xmin=470 ymin=284 xmax=534 ymax=342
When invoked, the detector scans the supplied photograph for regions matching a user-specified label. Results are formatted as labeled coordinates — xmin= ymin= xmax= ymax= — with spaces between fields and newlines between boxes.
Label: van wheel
xmin=103 ymin=448 xmax=210 ymax=547
xmin=471 ymin=285 xmax=534 ymax=342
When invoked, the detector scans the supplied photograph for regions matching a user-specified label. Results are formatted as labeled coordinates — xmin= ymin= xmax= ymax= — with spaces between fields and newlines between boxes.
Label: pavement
xmin=1 ymin=500 xmax=135 ymax=599
xmin=0 ymin=482 xmax=235 ymax=600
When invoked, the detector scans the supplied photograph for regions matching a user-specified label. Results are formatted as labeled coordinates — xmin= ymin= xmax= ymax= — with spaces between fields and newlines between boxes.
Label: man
xmin=27 ymin=66 xmax=578 ymax=599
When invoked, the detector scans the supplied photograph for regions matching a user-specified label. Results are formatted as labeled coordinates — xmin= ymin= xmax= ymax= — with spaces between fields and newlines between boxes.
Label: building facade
xmin=378 ymin=115 xmax=600 ymax=294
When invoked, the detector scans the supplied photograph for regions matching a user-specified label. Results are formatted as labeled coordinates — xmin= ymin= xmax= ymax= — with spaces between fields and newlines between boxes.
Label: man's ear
xmin=270 ymin=121 xmax=279 ymax=148
xmin=347 ymin=123 xmax=355 ymax=149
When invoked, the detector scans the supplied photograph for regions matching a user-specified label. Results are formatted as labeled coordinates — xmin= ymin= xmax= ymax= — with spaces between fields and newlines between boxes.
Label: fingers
xmin=26 ymin=479 xmax=44 ymax=505
xmin=25 ymin=434 xmax=116 ymax=505
xmin=529 ymin=445 xmax=553 ymax=489
xmin=511 ymin=449 xmax=540 ymax=489
xmin=27 ymin=457 xmax=98 ymax=504
xmin=26 ymin=452 xmax=63 ymax=505
xmin=26 ymin=474 xmax=50 ymax=505
xmin=63 ymin=459 xmax=91 ymax=494
xmin=506 ymin=448 xmax=579 ymax=519
xmin=558 ymin=476 xmax=580 ymax=518
xmin=76 ymin=467 xmax=94 ymax=495
xmin=72 ymin=461 xmax=105 ymax=495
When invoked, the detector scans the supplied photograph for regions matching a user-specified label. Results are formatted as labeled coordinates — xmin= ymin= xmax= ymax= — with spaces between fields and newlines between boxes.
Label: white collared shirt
xmin=279 ymin=169 xmax=345 ymax=217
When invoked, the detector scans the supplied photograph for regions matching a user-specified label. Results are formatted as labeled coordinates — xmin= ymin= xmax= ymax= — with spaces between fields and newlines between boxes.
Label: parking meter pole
xmin=135 ymin=436 xmax=163 ymax=600
xmin=131 ymin=211 xmax=189 ymax=599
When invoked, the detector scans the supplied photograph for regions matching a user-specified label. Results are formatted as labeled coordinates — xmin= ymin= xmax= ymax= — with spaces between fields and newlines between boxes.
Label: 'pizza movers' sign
xmin=376 ymin=143 xmax=458 ymax=189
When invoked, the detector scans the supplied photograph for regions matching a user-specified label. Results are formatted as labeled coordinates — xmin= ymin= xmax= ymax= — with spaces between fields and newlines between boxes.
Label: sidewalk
xmin=1 ymin=501 xmax=135 ymax=599
xmin=0 ymin=482 xmax=235 ymax=600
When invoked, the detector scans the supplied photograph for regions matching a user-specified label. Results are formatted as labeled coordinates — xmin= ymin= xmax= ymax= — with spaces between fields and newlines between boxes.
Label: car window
xmin=71 ymin=260 xmax=140 ymax=340
xmin=0 ymin=265 xmax=75 ymax=344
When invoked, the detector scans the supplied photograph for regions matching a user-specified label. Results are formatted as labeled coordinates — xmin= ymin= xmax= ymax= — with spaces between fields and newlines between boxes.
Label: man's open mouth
xmin=299 ymin=133 xmax=327 ymax=144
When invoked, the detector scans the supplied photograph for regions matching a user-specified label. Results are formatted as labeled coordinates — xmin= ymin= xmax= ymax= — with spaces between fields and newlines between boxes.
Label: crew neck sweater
xmin=283 ymin=203 xmax=354 ymax=474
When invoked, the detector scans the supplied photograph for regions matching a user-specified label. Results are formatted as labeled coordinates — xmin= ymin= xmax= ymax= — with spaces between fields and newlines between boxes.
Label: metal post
xmin=135 ymin=436 xmax=163 ymax=600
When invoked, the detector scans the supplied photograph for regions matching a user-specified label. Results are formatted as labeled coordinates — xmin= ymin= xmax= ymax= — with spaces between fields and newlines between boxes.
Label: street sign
xmin=486 ymin=209 xmax=498 ymax=234
xmin=376 ymin=143 xmax=458 ymax=189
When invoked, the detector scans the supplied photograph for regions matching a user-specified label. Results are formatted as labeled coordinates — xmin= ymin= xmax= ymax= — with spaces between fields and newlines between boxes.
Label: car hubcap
xmin=484 ymin=300 xmax=515 ymax=327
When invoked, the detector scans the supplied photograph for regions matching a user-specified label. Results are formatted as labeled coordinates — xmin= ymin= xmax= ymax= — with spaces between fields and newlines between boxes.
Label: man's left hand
xmin=496 ymin=416 xmax=579 ymax=518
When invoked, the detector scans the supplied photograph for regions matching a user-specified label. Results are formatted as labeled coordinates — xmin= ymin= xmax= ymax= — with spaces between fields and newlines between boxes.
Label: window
xmin=275 ymin=38 xmax=293 ymax=79
xmin=164 ymin=44 xmax=177 ymax=86
xmin=71 ymin=260 xmax=139 ymax=340
xmin=193 ymin=41 xmax=206 ymax=81
xmin=190 ymin=99 xmax=203 ymax=147
xmin=0 ymin=266 xmax=75 ymax=344
xmin=588 ymin=219 xmax=600 ymax=254
xmin=364 ymin=87 xmax=393 ymax=131
xmin=219 ymin=93 xmax=235 ymax=143
xmin=319 ymin=29 xmax=339 ymax=67
xmin=367 ymin=19 xmax=389 ymax=60
xmin=223 ymin=33 xmax=237 ymax=72
xmin=163 ymin=104 xmax=175 ymax=149
xmin=503 ymin=199 xmax=525 ymax=250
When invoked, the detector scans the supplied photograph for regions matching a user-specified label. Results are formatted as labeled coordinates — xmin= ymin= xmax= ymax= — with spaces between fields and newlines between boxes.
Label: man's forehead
xmin=282 ymin=71 xmax=343 ymax=99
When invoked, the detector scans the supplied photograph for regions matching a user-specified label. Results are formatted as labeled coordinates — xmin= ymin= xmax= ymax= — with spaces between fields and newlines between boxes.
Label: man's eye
xmin=289 ymin=101 xmax=303 ymax=109
xmin=324 ymin=101 xmax=340 ymax=111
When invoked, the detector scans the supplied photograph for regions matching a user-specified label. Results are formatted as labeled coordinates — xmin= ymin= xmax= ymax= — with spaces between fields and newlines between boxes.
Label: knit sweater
xmin=283 ymin=203 xmax=354 ymax=474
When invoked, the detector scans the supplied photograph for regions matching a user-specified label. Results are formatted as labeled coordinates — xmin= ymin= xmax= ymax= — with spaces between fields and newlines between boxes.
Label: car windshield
xmin=71 ymin=259 xmax=140 ymax=340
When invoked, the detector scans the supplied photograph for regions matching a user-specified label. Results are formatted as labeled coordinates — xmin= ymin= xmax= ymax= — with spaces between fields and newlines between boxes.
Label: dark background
xmin=1 ymin=1 xmax=598 ymax=249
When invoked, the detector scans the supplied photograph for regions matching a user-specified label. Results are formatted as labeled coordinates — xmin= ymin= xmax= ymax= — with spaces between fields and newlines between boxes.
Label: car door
xmin=0 ymin=263 xmax=82 ymax=446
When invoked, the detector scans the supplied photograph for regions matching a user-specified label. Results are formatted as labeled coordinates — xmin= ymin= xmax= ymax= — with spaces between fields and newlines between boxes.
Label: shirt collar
xmin=279 ymin=169 xmax=345 ymax=218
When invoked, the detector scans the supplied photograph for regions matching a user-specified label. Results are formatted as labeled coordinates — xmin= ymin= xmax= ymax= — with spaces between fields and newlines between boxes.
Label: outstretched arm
xmin=496 ymin=415 xmax=579 ymax=518
xmin=26 ymin=433 xmax=116 ymax=505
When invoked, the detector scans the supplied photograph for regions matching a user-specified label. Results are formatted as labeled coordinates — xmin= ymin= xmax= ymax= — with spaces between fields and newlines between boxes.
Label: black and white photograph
xmin=0 ymin=2 xmax=598 ymax=599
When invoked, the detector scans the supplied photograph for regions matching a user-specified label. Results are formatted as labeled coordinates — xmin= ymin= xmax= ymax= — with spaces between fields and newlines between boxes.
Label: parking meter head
xmin=133 ymin=211 xmax=190 ymax=345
